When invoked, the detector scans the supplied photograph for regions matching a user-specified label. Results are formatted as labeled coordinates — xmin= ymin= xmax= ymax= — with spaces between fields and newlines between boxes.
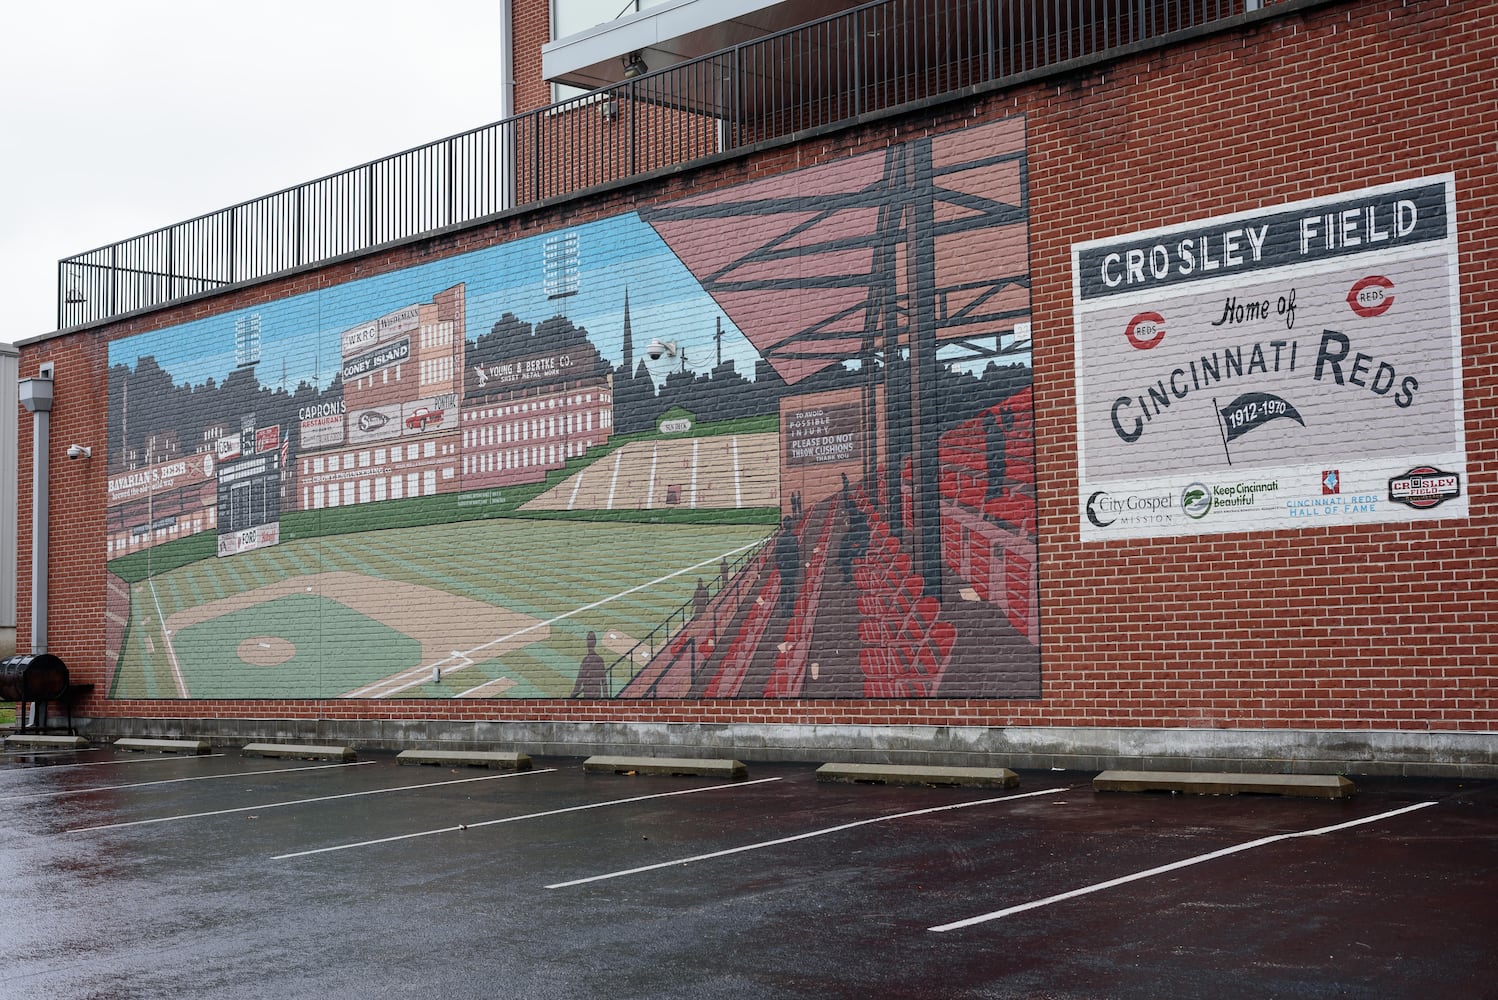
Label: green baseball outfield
xmin=110 ymin=517 xmax=772 ymax=700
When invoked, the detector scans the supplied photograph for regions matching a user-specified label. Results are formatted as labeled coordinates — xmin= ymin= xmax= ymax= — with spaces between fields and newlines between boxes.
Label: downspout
xmin=0 ymin=344 xmax=17 ymax=658
xmin=18 ymin=364 xmax=53 ymax=653
xmin=499 ymin=0 xmax=517 ymax=210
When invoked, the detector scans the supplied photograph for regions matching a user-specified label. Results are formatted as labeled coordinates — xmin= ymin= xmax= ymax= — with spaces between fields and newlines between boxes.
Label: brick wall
xmin=19 ymin=0 xmax=1496 ymax=736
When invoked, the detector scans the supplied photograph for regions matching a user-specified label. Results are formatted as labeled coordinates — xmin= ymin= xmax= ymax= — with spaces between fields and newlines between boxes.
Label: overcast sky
xmin=1 ymin=0 xmax=506 ymax=343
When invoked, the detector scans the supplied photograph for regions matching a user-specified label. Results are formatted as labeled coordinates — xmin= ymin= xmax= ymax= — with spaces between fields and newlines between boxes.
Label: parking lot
xmin=2 ymin=742 xmax=1495 ymax=1000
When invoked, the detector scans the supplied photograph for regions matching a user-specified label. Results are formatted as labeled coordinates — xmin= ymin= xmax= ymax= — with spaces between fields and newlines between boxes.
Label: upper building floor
xmin=56 ymin=0 xmax=1285 ymax=331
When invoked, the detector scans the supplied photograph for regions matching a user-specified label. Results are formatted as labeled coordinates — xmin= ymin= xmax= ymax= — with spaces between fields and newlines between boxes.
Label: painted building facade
xmin=14 ymin=0 xmax=1498 ymax=770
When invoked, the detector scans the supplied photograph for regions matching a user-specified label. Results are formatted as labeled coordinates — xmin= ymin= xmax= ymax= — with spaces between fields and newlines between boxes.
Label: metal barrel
xmin=0 ymin=654 xmax=69 ymax=702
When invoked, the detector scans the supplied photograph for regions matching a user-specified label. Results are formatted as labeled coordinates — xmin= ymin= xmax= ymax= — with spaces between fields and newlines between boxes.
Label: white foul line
xmin=64 ymin=767 xmax=551 ymax=833
xmin=146 ymin=576 xmax=190 ymax=698
xmin=451 ymin=538 xmax=764 ymax=698
xmin=0 ymin=760 xmax=368 ymax=804
xmin=548 ymin=786 xmax=1069 ymax=889
xmin=275 ymin=775 xmax=784 ymax=860
xmin=928 ymin=800 xmax=1439 ymax=932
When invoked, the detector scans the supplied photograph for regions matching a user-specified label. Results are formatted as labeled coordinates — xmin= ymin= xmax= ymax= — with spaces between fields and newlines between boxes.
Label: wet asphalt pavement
xmin=1 ymin=745 xmax=1495 ymax=1000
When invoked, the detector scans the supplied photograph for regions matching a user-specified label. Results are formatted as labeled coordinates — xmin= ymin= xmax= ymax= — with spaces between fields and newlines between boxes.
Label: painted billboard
xmin=1073 ymin=176 xmax=1466 ymax=539
xmin=103 ymin=117 xmax=1038 ymax=701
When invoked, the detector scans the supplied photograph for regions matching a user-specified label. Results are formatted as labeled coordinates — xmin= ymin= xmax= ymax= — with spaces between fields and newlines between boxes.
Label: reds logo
xmin=1347 ymin=275 xmax=1395 ymax=318
xmin=1124 ymin=311 xmax=1166 ymax=350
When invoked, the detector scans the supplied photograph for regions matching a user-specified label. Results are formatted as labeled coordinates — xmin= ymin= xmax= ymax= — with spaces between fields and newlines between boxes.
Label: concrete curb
xmin=64 ymin=718 xmax=1498 ymax=779
xmin=584 ymin=755 xmax=748 ymax=779
xmin=1093 ymin=769 xmax=1356 ymax=798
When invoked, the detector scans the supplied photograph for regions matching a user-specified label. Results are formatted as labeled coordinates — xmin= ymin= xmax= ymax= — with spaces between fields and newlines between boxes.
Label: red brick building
xmin=14 ymin=0 xmax=1498 ymax=774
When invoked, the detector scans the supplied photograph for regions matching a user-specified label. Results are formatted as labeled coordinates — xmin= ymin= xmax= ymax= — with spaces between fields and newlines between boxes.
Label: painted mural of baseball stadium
xmin=103 ymin=116 xmax=1037 ymax=701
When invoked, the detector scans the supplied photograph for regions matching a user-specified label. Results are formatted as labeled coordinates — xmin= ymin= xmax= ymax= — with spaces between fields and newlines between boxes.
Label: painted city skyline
xmin=106 ymin=211 xmax=766 ymax=411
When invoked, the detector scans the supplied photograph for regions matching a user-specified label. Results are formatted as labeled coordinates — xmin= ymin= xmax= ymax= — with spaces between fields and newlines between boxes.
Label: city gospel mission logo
xmin=1086 ymin=478 xmax=1280 ymax=529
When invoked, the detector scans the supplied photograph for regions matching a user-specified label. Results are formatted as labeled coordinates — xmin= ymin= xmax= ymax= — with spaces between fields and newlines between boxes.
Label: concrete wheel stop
xmin=241 ymin=742 xmax=357 ymax=762
xmin=1093 ymin=769 xmax=1355 ymax=798
xmin=584 ymin=755 xmax=748 ymax=779
xmin=816 ymin=762 xmax=1020 ymax=788
xmin=115 ymin=737 xmax=212 ymax=754
xmin=5 ymin=733 xmax=90 ymax=749
xmin=397 ymin=749 xmax=531 ymax=770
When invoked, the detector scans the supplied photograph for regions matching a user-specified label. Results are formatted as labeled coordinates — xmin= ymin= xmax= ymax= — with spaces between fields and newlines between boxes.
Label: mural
xmin=104 ymin=116 xmax=1037 ymax=701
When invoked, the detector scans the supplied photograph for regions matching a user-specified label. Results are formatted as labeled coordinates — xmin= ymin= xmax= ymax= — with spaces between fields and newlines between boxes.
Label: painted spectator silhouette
xmin=693 ymin=577 xmax=710 ymax=618
xmin=571 ymin=630 xmax=607 ymax=698
xmin=774 ymin=516 xmax=801 ymax=617
xmin=838 ymin=490 xmax=869 ymax=583
xmin=984 ymin=407 xmax=1014 ymax=501
xmin=720 ymin=557 xmax=731 ymax=589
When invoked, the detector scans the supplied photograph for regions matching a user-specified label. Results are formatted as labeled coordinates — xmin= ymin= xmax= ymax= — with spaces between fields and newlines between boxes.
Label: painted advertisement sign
xmin=342 ymin=337 xmax=410 ymax=381
xmin=107 ymin=453 xmax=215 ymax=506
xmin=1073 ymin=176 xmax=1466 ymax=539
xmin=785 ymin=403 xmax=862 ymax=467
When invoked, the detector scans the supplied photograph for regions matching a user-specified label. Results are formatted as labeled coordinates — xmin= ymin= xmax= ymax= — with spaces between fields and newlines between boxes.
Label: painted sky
xmin=107 ymin=212 xmax=764 ymax=389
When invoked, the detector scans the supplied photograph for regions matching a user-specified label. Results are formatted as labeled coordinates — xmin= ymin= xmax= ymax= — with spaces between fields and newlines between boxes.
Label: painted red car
xmin=405 ymin=406 xmax=444 ymax=430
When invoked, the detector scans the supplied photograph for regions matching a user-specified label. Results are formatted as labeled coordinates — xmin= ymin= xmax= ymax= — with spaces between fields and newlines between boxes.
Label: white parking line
xmin=928 ymin=800 xmax=1440 ymax=932
xmin=65 ymin=767 xmax=554 ymax=833
xmin=0 ymin=753 xmax=228 ymax=774
xmin=2 ymin=748 xmax=106 ymax=758
xmin=0 ymin=760 xmax=370 ymax=804
xmin=547 ymin=786 xmax=1069 ymax=889
xmin=275 ymin=776 xmax=784 ymax=860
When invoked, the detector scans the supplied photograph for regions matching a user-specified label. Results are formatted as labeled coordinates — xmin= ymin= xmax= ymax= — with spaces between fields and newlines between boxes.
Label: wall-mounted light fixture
xmin=622 ymin=51 xmax=649 ymax=78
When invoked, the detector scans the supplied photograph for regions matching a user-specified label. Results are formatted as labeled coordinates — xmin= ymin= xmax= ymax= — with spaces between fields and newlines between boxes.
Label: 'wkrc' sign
xmin=341 ymin=304 xmax=421 ymax=355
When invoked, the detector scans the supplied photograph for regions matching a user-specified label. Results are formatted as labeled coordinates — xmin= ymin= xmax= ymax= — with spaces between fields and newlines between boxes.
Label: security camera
xmin=67 ymin=444 xmax=91 ymax=460
xmin=644 ymin=339 xmax=677 ymax=362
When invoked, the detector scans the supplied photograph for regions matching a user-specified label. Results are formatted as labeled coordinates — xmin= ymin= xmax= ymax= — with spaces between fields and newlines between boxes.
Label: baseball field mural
xmin=104 ymin=116 xmax=1039 ymax=701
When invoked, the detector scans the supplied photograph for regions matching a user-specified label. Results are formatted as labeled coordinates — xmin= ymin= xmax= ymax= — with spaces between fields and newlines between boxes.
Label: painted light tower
xmin=544 ymin=231 xmax=580 ymax=311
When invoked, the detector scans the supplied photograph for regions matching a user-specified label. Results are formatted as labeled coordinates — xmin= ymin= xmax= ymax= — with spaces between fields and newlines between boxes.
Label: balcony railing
xmin=57 ymin=0 xmax=1276 ymax=329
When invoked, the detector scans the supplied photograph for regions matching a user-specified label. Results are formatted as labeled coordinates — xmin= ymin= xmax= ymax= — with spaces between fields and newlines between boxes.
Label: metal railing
xmin=603 ymin=536 xmax=771 ymax=697
xmin=58 ymin=0 xmax=1275 ymax=329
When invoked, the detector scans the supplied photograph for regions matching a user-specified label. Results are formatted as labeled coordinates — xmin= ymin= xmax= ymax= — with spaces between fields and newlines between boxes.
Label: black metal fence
xmin=58 ymin=0 xmax=1273 ymax=328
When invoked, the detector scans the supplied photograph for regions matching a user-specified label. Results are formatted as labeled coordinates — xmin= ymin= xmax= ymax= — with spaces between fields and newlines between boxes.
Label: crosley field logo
xmin=1181 ymin=482 xmax=1213 ymax=520
xmin=1124 ymin=311 xmax=1166 ymax=350
xmin=1388 ymin=466 xmax=1461 ymax=509
xmin=1347 ymin=275 xmax=1395 ymax=318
